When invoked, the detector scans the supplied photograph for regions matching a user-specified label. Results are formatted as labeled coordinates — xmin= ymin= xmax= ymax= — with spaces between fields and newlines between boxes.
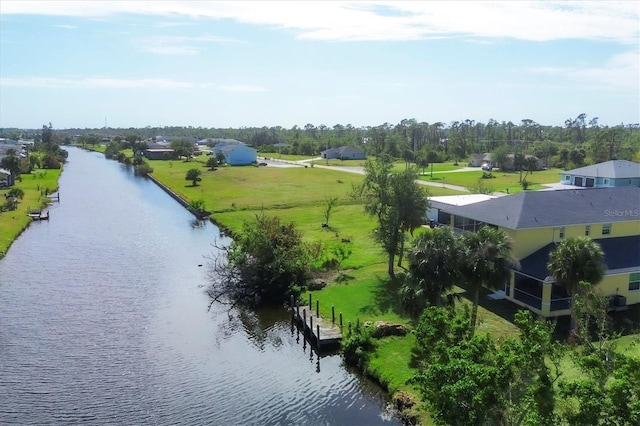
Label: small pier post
xmin=339 ymin=312 xmax=343 ymax=328
xmin=310 ymin=316 xmax=313 ymax=334
xmin=290 ymin=295 xmax=295 ymax=318
xmin=316 ymin=300 xmax=319 ymax=317
xmin=309 ymin=293 xmax=312 ymax=309
xmin=317 ymin=325 xmax=320 ymax=344
xmin=303 ymin=309 xmax=307 ymax=330
xmin=331 ymin=305 xmax=335 ymax=324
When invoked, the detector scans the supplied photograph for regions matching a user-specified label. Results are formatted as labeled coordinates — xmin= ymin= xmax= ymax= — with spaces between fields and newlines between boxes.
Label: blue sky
xmin=0 ymin=1 xmax=638 ymax=130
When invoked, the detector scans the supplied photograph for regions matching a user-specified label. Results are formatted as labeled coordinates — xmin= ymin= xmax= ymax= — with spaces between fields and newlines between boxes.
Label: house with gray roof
xmin=437 ymin=187 xmax=640 ymax=317
xmin=561 ymin=159 xmax=640 ymax=188
xmin=212 ymin=141 xmax=257 ymax=166
xmin=320 ymin=146 xmax=366 ymax=160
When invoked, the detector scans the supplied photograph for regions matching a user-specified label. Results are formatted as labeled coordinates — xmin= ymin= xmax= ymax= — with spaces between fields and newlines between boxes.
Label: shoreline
xmin=0 ymin=173 xmax=61 ymax=260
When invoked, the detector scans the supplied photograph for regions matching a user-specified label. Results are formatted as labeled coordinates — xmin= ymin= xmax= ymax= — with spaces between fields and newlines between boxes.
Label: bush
xmin=135 ymin=162 xmax=153 ymax=176
xmin=341 ymin=325 xmax=373 ymax=368
xmin=41 ymin=153 xmax=61 ymax=169
xmin=208 ymin=213 xmax=312 ymax=307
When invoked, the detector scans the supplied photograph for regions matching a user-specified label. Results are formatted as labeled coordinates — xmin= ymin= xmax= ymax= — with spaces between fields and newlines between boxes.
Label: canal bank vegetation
xmin=89 ymin=147 xmax=639 ymax=425
xmin=0 ymin=124 xmax=66 ymax=259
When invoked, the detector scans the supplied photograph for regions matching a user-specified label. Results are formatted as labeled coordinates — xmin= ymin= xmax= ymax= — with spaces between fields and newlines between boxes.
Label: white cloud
xmin=53 ymin=24 xmax=77 ymax=29
xmin=524 ymin=49 xmax=639 ymax=91
xmin=0 ymin=77 xmax=194 ymax=89
xmin=2 ymin=1 xmax=637 ymax=44
xmin=219 ymin=85 xmax=266 ymax=93
xmin=137 ymin=35 xmax=244 ymax=56
xmin=0 ymin=77 xmax=268 ymax=92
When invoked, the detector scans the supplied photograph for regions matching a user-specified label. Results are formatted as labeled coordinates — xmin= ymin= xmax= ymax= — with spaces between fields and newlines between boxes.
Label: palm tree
xmin=547 ymin=237 xmax=604 ymax=334
xmin=185 ymin=168 xmax=202 ymax=186
xmin=406 ymin=226 xmax=460 ymax=308
xmin=460 ymin=226 xmax=516 ymax=328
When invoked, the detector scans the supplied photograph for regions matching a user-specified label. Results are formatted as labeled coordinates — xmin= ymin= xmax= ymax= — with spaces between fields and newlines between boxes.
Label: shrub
xmin=135 ymin=162 xmax=153 ymax=176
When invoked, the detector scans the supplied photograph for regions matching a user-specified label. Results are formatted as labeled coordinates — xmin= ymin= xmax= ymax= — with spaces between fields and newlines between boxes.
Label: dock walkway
xmin=291 ymin=296 xmax=342 ymax=348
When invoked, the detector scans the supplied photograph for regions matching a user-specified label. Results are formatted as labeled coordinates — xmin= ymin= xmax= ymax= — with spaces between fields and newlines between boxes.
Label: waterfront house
xmin=434 ymin=187 xmax=640 ymax=317
xmin=320 ymin=146 xmax=366 ymax=160
xmin=560 ymin=160 xmax=640 ymax=188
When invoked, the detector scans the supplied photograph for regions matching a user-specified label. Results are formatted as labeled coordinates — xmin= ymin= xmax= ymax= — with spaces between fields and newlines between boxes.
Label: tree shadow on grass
xmin=358 ymin=274 xmax=404 ymax=318
xmin=454 ymin=281 xmax=521 ymax=325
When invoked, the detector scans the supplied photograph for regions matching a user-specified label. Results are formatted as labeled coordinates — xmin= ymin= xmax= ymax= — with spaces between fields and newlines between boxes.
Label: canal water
xmin=0 ymin=147 xmax=399 ymax=425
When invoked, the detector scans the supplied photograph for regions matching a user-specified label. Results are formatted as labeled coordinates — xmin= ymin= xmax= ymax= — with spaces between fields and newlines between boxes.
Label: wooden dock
xmin=27 ymin=210 xmax=49 ymax=221
xmin=291 ymin=295 xmax=342 ymax=349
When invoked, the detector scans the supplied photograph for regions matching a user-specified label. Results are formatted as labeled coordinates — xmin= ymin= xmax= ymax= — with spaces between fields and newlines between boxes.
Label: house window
xmin=565 ymin=176 xmax=570 ymax=181
xmin=630 ymin=273 xmax=640 ymax=291
xmin=559 ymin=227 xmax=565 ymax=239
xmin=604 ymin=179 xmax=609 ymax=185
xmin=585 ymin=225 xmax=590 ymax=236
xmin=602 ymin=223 xmax=612 ymax=236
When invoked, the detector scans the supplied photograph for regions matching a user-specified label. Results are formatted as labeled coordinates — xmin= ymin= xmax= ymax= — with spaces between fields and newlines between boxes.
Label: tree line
xmin=3 ymin=113 xmax=639 ymax=170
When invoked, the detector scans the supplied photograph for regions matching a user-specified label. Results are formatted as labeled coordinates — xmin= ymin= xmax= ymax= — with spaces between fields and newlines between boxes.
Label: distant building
xmin=469 ymin=153 xmax=492 ymax=167
xmin=469 ymin=153 xmax=543 ymax=171
xmin=320 ymin=146 xmax=366 ymax=160
xmin=0 ymin=168 xmax=14 ymax=186
xmin=144 ymin=149 xmax=176 ymax=160
xmin=212 ymin=141 xmax=257 ymax=166
xmin=560 ymin=160 xmax=640 ymax=188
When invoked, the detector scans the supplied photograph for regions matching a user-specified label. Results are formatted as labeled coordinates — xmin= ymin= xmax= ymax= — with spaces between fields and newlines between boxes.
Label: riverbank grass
xmin=0 ymin=169 xmax=61 ymax=258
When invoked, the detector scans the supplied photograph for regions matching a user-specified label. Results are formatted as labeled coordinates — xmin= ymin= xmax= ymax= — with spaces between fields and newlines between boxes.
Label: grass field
xmin=419 ymin=167 xmax=563 ymax=194
xmin=0 ymin=169 xmax=62 ymax=258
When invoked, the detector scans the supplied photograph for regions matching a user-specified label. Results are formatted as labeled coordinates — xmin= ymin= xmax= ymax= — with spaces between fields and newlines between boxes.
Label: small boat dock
xmin=291 ymin=295 xmax=342 ymax=349
xmin=27 ymin=209 xmax=49 ymax=221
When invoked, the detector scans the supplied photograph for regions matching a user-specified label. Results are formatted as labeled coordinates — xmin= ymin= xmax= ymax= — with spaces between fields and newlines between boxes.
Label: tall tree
xmin=171 ymin=138 xmax=195 ymax=160
xmin=354 ymin=157 xmax=429 ymax=278
xmin=42 ymin=123 xmax=53 ymax=151
xmin=460 ymin=226 xmax=516 ymax=328
xmin=547 ymin=237 xmax=604 ymax=334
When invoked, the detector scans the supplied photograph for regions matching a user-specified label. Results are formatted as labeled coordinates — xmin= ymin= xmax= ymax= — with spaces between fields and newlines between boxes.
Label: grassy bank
xmin=0 ymin=169 xmax=62 ymax=259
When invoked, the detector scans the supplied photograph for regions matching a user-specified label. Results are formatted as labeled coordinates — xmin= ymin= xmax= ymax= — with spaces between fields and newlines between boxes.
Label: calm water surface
xmin=0 ymin=147 xmax=399 ymax=425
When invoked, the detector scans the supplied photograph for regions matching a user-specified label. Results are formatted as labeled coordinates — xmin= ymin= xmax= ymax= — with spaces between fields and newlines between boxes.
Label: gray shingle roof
xmin=563 ymin=160 xmax=640 ymax=179
xmin=443 ymin=187 xmax=640 ymax=229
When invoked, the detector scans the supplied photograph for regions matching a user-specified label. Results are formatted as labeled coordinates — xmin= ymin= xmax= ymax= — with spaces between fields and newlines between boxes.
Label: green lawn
xmin=419 ymin=168 xmax=563 ymax=194
xmin=0 ymin=169 xmax=62 ymax=258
